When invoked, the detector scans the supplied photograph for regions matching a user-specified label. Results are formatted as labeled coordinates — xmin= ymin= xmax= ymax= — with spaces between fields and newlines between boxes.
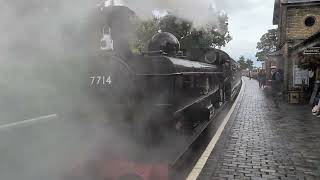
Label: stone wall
xmin=286 ymin=6 xmax=320 ymax=40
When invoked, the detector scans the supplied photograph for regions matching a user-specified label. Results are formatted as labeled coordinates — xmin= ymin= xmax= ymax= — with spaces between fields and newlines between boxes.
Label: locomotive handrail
xmin=174 ymin=90 xmax=217 ymax=115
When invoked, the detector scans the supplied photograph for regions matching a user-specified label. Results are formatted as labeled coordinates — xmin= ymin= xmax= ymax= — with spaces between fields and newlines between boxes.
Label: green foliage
xmin=181 ymin=25 xmax=232 ymax=49
xmin=246 ymin=58 xmax=254 ymax=70
xmin=238 ymin=56 xmax=247 ymax=69
xmin=256 ymin=28 xmax=278 ymax=62
xmin=163 ymin=12 xmax=232 ymax=49
xmin=237 ymin=56 xmax=254 ymax=70
xmin=208 ymin=12 xmax=232 ymax=48
xmin=159 ymin=14 xmax=192 ymax=40
xmin=130 ymin=18 xmax=159 ymax=53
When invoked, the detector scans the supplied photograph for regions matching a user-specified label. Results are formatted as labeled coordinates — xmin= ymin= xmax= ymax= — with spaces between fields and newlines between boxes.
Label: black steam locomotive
xmin=87 ymin=6 xmax=242 ymax=134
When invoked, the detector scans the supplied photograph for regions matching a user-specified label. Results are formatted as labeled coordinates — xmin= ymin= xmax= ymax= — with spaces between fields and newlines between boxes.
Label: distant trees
xmin=256 ymin=28 xmax=278 ymax=62
xmin=246 ymin=58 xmax=254 ymax=70
xmin=238 ymin=56 xmax=247 ymax=69
xmin=237 ymin=56 xmax=254 ymax=70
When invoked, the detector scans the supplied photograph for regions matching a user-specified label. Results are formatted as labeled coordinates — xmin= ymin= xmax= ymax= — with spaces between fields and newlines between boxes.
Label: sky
xmin=215 ymin=0 xmax=278 ymax=67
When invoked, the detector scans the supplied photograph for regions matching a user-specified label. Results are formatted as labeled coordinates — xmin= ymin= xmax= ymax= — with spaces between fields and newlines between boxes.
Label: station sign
xmin=303 ymin=47 xmax=320 ymax=55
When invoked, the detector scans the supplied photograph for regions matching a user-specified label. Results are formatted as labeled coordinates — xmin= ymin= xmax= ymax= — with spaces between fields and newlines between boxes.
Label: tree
xmin=159 ymin=14 xmax=192 ymax=40
xmin=237 ymin=56 xmax=254 ymax=70
xmin=246 ymin=58 xmax=254 ymax=70
xmin=238 ymin=56 xmax=247 ymax=69
xmin=180 ymin=12 xmax=232 ymax=49
xmin=131 ymin=18 xmax=159 ymax=52
xmin=256 ymin=28 xmax=278 ymax=62
xmin=208 ymin=12 xmax=232 ymax=48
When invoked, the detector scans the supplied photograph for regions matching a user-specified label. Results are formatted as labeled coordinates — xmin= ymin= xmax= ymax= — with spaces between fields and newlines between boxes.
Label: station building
xmin=272 ymin=0 xmax=320 ymax=104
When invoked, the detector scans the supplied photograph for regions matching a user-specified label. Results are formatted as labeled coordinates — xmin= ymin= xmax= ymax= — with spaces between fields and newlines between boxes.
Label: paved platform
xmin=197 ymin=77 xmax=320 ymax=180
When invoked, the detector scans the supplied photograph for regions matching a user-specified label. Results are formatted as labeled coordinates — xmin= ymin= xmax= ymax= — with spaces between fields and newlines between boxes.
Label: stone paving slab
xmin=198 ymin=78 xmax=320 ymax=180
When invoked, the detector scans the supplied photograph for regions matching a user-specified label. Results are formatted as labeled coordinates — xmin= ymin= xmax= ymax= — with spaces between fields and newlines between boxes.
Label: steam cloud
xmin=122 ymin=0 xmax=220 ymax=27
xmin=0 ymin=0 xmax=223 ymax=179
xmin=0 ymin=1 xmax=184 ymax=179
xmin=0 ymin=0 xmax=125 ymax=179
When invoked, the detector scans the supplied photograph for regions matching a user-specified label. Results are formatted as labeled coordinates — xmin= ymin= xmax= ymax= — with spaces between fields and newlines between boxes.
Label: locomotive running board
xmin=174 ymin=90 xmax=218 ymax=115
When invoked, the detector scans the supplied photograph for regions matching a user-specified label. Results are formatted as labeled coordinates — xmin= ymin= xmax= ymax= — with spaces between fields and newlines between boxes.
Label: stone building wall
xmin=281 ymin=5 xmax=320 ymax=91
xmin=286 ymin=6 xmax=320 ymax=40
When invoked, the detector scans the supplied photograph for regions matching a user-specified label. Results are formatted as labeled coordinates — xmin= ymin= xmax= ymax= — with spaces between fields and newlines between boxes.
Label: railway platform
xmin=192 ymin=77 xmax=320 ymax=180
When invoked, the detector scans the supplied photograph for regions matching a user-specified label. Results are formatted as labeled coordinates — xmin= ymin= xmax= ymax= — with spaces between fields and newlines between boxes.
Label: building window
xmin=304 ymin=16 xmax=316 ymax=27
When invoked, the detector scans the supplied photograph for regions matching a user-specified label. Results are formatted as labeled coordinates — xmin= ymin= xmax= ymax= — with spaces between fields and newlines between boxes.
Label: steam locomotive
xmin=87 ymin=5 xmax=242 ymax=136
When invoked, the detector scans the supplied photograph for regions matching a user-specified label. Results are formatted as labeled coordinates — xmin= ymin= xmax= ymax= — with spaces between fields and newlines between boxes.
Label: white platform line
xmin=187 ymin=79 xmax=245 ymax=180
xmin=0 ymin=114 xmax=58 ymax=130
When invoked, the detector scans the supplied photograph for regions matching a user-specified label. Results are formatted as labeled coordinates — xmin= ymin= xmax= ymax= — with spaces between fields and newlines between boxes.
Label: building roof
xmin=273 ymin=0 xmax=280 ymax=25
xmin=290 ymin=31 xmax=320 ymax=54
xmin=269 ymin=49 xmax=283 ymax=57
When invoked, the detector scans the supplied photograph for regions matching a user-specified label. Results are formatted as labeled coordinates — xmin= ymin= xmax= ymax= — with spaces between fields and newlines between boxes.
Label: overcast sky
xmin=215 ymin=0 xmax=277 ymax=66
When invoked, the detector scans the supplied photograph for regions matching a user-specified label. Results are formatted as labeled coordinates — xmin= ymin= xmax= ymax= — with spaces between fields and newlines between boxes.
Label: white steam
xmin=121 ymin=0 xmax=219 ymax=27
xmin=0 ymin=0 xmax=227 ymax=179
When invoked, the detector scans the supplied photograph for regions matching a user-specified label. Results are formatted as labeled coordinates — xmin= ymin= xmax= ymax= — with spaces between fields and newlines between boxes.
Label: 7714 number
xmin=90 ymin=76 xmax=112 ymax=86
